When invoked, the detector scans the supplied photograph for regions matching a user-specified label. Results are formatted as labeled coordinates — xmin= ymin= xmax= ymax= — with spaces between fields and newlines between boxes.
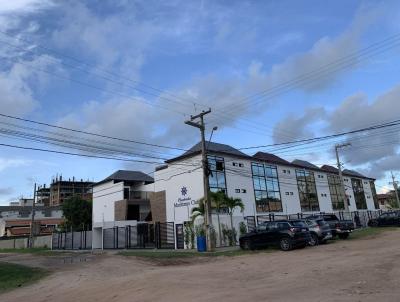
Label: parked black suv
xmin=368 ymin=211 xmax=400 ymax=227
xmin=239 ymin=220 xmax=311 ymax=251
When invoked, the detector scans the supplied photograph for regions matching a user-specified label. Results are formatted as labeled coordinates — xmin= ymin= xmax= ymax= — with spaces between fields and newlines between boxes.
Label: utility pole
xmin=29 ymin=183 xmax=37 ymax=248
xmin=390 ymin=171 xmax=400 ymax=208
xmin=335 ymin=143 xmax=351 ymax=213
xmin=185 ymin=108 xmax=214 ymax=251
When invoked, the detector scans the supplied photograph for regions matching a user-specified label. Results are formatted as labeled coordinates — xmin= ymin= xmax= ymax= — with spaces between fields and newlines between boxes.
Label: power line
xmin=0 ymin=142 xmax=166 ymax=164
xmin=0 ymin=112 xmax=188 ymax=152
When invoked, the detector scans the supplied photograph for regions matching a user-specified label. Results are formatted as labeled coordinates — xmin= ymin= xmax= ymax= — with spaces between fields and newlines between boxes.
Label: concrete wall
xmin=155 ymin=155 xmax=204 ymax=224
xmin=92 ymin=180 xmax=124 ymax=227
xmin=0 ymin=235 xmax=52 ymax=249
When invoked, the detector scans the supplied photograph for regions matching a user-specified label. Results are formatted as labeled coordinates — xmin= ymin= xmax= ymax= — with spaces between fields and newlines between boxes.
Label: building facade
xmin=92 ymin=170 xmax=154 ymax=249
xmin=153 ymin=142 xmax=379 ymax=232
xmin=49 ymin=176 xmax=94 ymax=206
xmin=0 ymin=205 xmax=63 ymax=237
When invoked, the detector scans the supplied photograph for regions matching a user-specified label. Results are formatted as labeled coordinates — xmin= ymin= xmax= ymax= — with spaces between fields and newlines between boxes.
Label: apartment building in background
xmin=49 ymin=176 xmax=94 ymax=206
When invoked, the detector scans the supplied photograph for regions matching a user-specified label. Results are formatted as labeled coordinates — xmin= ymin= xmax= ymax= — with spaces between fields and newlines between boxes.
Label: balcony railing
xmin=124 ymin=191 xmax=151 ymax=200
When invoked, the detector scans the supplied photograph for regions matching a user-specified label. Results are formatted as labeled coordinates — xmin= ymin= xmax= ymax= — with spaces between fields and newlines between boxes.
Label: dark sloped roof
xmin=343 ymin=169 xmax=367 ymax=179
xmin=99 ymin=170 xmax=154 ymax=184
xmin=253 ymin=152 xmax=291 ymax=165
xmin=292 ymin=159 xmax=320 ymax=170
xmin=166 ymin=142 xmax=251 ymax=163
xmin=320 ymin=165 xmax=339 ymax=173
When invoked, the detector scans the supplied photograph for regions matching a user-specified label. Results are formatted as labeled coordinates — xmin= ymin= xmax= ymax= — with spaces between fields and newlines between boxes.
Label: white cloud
xmin=0 ymin=0 xmax=54 ymax=15
xmin=0 ymin=158 xmax=33 ymax=172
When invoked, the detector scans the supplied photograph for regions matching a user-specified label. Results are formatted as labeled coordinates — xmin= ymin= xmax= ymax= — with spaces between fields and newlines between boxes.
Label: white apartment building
xmin=153 ymin=142 xmax=379 ymax=228
xmin=92 ymin=142 xmax=379 ymax=249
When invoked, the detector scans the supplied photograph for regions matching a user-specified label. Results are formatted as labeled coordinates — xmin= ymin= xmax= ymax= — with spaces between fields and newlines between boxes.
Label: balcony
xmin=123 ymin=190 xmax=151 ymax=201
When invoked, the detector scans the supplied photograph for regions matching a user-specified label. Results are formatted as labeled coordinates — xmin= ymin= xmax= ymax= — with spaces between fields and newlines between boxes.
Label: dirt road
xmin=2 ymin=229 xmax=400 ymax=302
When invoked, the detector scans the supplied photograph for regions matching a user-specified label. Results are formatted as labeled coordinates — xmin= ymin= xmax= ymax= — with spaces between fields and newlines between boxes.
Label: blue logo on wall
xmin=181 ymin=186 xmax=188 ymax=196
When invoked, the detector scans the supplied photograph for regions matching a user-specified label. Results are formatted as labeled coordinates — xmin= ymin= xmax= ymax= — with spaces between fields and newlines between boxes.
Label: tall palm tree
xmin=224 ymin=196 xmax=245 ymax=244
xmin=210 ymin=191 xmax=226 ymax=247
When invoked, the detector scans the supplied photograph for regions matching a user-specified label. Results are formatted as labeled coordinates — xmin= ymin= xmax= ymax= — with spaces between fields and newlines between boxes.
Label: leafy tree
xmin=61 ymin=197 xmax=92 ymax=231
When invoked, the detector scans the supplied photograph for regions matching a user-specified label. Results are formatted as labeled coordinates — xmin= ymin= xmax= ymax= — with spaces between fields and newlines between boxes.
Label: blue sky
xmin=0 ymin=0 xmax=400 ymax=204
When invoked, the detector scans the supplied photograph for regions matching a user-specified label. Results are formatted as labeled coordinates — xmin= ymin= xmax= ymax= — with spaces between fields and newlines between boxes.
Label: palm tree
xmin=224 ymin=196 xmax=245 ymax=244
xmin=210 ymin=191 xmax=226 ymax=247
xmin=191 ymin=198 xmax=205 ymax=223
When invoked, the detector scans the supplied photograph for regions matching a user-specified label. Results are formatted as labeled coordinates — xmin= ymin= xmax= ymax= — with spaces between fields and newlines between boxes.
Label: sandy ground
xmin=1 ymin=229 xmax=400 ymax=302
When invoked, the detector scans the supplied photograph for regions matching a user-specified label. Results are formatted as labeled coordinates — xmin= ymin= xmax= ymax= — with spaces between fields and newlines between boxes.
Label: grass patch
xmin=0 ymin=262 xmax=48 ymax=293
xmin=349 ymin=227 xmax=399 ymax=240
xmin=119 ymin=248 xmax=275 ymax=259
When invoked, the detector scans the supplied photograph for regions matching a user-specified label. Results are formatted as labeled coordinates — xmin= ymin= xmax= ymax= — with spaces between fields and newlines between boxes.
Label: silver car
xmin=305 ymin=219 xmax=332 ymax=246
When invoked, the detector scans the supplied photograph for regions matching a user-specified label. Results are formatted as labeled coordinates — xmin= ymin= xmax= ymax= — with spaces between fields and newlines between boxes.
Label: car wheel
xmin=279 ymin=237 xmax=292 ymax=251
xmin=308 ymin=233 xmax=319 ymax=246
xmin=338 ymin=233 xmax=349 ymax=239
xmin=368 ymin=220 xmax=378 ymax=227
xmin=242 ymin=240 xmax=254 ymax=250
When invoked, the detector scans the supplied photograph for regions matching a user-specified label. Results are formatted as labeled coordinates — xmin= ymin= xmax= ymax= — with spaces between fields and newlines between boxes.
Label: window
xmin=241 ymin=189 xmax=247 ymax=193
xmin=239 ymin=163 xmax=244 ymax=167
xmin=352 ymin=178 xmax=367 ymax=210
xmin=370 ymin=181 xmax=379 ymax=209
xmin=327 ymin=174 xmax=346 ymax=210
xmin=295 ymin=170 xmax=320 ymax=212
xmin=285 ymin=192 xmax=289 ymax=195
xmin=208 ymin=155 xmax=227 ymax=193
xmin=235 ymin=189 xmax=240 ymax=193
xmin=251 ymin=163 xmax=282 ymax=213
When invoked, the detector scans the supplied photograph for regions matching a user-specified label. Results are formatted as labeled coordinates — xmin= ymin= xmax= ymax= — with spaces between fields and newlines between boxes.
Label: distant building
xmin=49 ymin=176 xmax=94 ymax=206
xmin=37 ymin=186 xmax=51 ymax=206
xmin=377 ymin=192 xmax=399 ymax=210
xmin=0 ymin=205 xmax=63 ymax=237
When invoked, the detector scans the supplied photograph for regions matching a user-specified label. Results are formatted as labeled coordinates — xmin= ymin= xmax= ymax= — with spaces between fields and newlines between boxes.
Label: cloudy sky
xmin=0 ymin=0 xmax=399 ymax=204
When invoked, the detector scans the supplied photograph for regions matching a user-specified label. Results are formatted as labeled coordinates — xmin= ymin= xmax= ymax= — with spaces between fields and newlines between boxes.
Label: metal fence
xmin=52 ymin=230 xmax=92 ymax=250
xmin=103 ymin=223 xmax=156 ymax=249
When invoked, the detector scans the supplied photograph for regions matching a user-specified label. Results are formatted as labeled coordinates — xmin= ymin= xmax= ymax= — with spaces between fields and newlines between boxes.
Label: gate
xmin=156 ymin=222 xmax=175 ymax=249
xmin=51 ymin=231 xmax=92 ymax=250
xmin=175 ymin=224 xmax=184 ymax=249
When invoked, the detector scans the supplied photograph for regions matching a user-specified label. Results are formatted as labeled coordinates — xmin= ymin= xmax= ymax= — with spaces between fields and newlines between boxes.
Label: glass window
xmin=370 ymin=181 xmax=379 ymax=210
xmin=327 ymin=174 xmax=346 ymax=210
xmin=352 ymin=178 xmax=367 ymax=209
xmin=251 ymin=163 xmax=282 ymax=213
xmin=207 ymin=155 xmax=227 ymax=193
xmin=295 ymin=170 xmax=320 ymax=212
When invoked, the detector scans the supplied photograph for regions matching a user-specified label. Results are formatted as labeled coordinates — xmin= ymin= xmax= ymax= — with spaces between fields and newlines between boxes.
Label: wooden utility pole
xmin=335 ymin=143 xmax=351 ymax=212
xmin=29 ymin=183 xmax=37 ymax=248
xmin=185 ymin=109 xmax=214 ymax=251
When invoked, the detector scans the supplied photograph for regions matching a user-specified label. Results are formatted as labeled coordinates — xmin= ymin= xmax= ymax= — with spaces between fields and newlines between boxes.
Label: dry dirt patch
xmin=1 ymin=228 xmax=400 ymax=302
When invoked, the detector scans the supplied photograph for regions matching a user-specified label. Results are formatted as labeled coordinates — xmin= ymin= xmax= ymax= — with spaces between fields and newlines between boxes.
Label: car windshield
xmin=317 ymin=220 xmax=328 ymax=226
xmin=290 ymin=221 xmax=307 ymax=227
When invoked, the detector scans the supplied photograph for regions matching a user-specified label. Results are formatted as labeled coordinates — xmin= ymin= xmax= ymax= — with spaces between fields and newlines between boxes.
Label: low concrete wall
xmin=0 ymin=235 xmax=52 ymax=249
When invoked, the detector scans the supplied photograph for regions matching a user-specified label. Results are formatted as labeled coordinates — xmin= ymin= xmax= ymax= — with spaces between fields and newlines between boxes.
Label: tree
xmin=224 ymin=196 xmax=245 ymax=244
xmin=61 ymin=196 xmax=92 ymax=231
xmin=190 ymin=198 xmax=205 ymax=223
xmin=210 ymin=191 xmax=226 ymax=247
